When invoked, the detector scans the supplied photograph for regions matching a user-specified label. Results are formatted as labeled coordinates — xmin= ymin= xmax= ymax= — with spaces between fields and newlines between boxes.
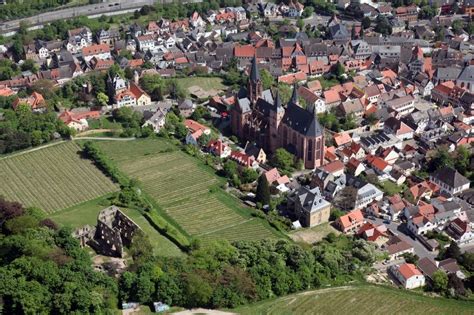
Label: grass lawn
xmin=0 ymin=142 xmax=118 ymax=213
xmin=49 ymin=194 xmax=114 ymax=227
xmin=87 ymin=117 xmax=122 ymax=130
xmin=234 ymin=285 xmax=474 ymax=315
xmin=174 ymin=77 xmax=226 ymax=92
xmin=289 ymin=222 xmax=340 ymax=244
xmin=379 ymin=181 xmax=407 ymax=196
xmin=313 ymin=77 xmax=340 ymax=90
xmin=50 ymin=195 xmax=183 ymax=258
xmin=96 ymin=138 xmax=283 ymax=243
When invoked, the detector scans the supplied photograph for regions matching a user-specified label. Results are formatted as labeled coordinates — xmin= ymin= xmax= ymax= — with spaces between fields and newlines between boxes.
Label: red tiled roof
xmin=82 ymin=44 xmax=110 ymax=56
xmin=277 ymin=71 xmax=307 ymax=84
xmin=398 ymin=263 xmax=422 ymax=280
xmin=184 ymin=119 xmax=209 ymax=134
xmin=234 ymin=45 xmax=255 ymax=58
xmin=338 ymin=209 xmax=364 ymax=230
xmin=321 ymin=160 xmax=344 ymax=174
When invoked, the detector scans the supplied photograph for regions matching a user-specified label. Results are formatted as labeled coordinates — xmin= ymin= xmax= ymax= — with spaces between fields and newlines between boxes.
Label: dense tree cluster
xmin=119 ymin=235 xmax=376 ymax=309
xmin=0 ymin=104 xmax=73 ymax=154
xmin=0 ymin=196 xmax=118 ymax=314
xmin=0 ymin=0 xmax=73 ymax=21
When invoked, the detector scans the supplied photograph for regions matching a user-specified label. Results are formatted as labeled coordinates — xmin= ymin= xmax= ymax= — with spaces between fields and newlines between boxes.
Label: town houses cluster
xmin=0 ymin=0 xmax=473 ymax=293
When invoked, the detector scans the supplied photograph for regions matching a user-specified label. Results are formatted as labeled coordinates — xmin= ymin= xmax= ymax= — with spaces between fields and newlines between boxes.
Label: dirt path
xmin=72 ymin=136 xmax=135 ymax=141
xmin=0 ymin=140 xmax=65 ymax=160
xmin=172 ymin=309 xmax=237 ymax=315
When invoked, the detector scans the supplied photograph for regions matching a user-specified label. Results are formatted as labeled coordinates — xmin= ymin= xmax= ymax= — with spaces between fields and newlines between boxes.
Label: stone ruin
xmin=73 ymin=206 xmax=141 ymax=257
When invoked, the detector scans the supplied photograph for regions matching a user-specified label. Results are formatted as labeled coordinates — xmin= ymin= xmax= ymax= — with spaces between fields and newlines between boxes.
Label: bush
xmin=144 ymin=210 xmax=191 ymax=250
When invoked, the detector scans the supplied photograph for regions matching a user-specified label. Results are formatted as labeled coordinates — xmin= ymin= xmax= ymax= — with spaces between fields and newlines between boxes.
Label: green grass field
xmin=96 ymin=139 xmax=281 ymax=243
xmin=175 ymin=77 xmax=226 ymax=92
xmin=235 ymin=285 xmax=474 ymax=315
xmin=0 ymin=142 xmax=118 ymax=213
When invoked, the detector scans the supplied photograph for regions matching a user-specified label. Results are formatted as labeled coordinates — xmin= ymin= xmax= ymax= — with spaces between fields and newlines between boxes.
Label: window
xmin=307 ymin=139 xmax=313 ymax=162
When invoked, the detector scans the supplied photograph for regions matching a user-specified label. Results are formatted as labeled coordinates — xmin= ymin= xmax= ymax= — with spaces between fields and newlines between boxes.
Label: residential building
xmin=390 ymin=263 xmax=426 ymax=289
xmin=335 ymin=209 xmax=365 ymax=233
xmin=429 ymin=166 xmax=470 ymax=195
xmin=289 ymin=186 xmax=331 ymax=227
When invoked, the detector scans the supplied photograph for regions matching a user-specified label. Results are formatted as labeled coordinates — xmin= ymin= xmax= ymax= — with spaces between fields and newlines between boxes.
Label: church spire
xmin=290 ymin=83 xmax=298 ymax=105
xmin=274 ymin=89 xmax=284 ymax=112
xmin=250 ymin=56 xmax=260 ymax=82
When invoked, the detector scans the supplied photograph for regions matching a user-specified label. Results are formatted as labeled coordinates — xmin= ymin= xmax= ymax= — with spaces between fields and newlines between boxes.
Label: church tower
xmin=269 ymin=90 xmax=285 ymax=152
xmin=248 ymin=56 xmax=263 ymax=104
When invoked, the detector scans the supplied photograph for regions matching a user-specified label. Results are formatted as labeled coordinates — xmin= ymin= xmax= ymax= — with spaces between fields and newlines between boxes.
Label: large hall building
xmin=231 ymin=57 xmax=325 ymax=169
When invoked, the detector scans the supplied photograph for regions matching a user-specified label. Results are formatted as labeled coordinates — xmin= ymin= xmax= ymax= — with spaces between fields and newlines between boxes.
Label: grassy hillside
xmin=234 ymin=285 xmax=474 ymax=315
xmin=96 ymin=139 xmax=282 ymax=243
xmin=0 ymin=142 xmax=118 ymax=213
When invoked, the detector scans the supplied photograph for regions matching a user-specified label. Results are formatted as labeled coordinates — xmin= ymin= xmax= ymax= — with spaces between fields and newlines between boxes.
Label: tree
xmin=96 ymin=92 xmax=109 ymax=107
xmin=223 ymin=160 xmax=238 ymax=179
xmin=21 ymin=59 xmax=38 ymax=74
xmin=445 ymin=241 xmax=461 ymax=261
xmin=271 ymin=148 xmax=295 ymax=173
xmin=240 ymin=167 xmax=258 ymax=184
xmin=374 ymin=15 xmax=392 ymax=36
xmin=428 ymin=148 xmax=453 ymax=172
xmin=260 ymin=69 xmax=274 ymax=90
xmin=452 ymin=20 xmax=465 ymax=34
xmin=256 ymin=175 xmax=271 ymax=206
xmin=401 ymin=252 xmax=419 ymax=264
xmin=334 ymin=62 xmax=345 ymax=78
xmin=454 ymin=146 xmax=470 ymax=175
xmin=432 ymin=270 xmax=448 ymax=292
xmin=447 ymin=273 xmax=466 ymax=297
xmin=362 ymin=17 xmax=371 ymax=29
xmin=296 ymin=18 xmax=305 ymax=31
xmin=419 ymin=5 xmax=437 ymax=20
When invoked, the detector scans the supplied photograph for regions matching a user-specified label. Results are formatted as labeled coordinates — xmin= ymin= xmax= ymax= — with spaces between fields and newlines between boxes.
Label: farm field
xmin=234 ymin=285 xmax=474 ymax=315
xmin=0 ymin=142 xmax=118 ymax=213
xmin=97 ymin=139 xmax=281 ymax=243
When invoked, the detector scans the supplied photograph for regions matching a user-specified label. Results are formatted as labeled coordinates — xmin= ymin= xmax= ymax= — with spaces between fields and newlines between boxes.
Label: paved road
xmin=367 ymin=216 xmax=437 ymax=260
xmin=0 ymin=0 xmax=202 ymax=35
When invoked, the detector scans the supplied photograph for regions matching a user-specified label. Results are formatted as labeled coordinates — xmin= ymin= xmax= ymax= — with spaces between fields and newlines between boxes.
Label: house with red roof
xmin=390 ymin=263 xmax=425 ymax=289
xmin=59 ymin=110 xmax=100 ymax=132
xmin=333 ymin=132 xmax=352 ymax=148
xmin=234 ymin=44 xmax=255 ymax=60
xmin=229 ymin=151 xmax=258 ymax=168
xmin=406 ymin=181 xmax=438 ymax=203
xmin=0 ymin=86 xmax=15 ymax=97
xmin=366 ymin=154 xmax=392 ymax=175
xmin=320 ymin=160 xmax=345 ymax=177
xmin=264 ymin=167 xmax=290 ymax=193
xmin=207 ymin=139 xmax=231 ymax=158
xmin=347 ymin=157 xmax=365 ymax=176
xmin=277 ymin=71 xmax=307 ymax=84
xmin=335 ymin=209 xmax=365 ymax=234
xmin=82 ymin=43 xmax=111 ymax=62
xmin=12 ymin=92 xmax=46 ymax=111
xmin=357 ymin=222 xmax=389 ymax=247
xmin=185 ymin=119 xmax=211 ymax=146
xmin=383 ymin=117 xmax=414 ymax=140
xmin=339 ymin=142 xmax=365 ymax=162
